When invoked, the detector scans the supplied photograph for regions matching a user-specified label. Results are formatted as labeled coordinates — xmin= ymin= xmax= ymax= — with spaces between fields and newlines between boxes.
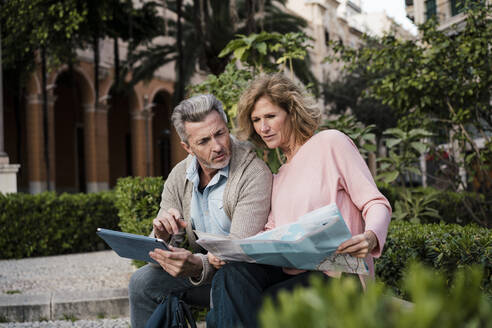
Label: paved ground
xmin=0 ymin=251 xmax=135 ymax=295
xmin=0 ymin=251 xmax=208 ymax=327
xmin=0 ymin=318 xmax=131 ymax=328
xmin=0 ymin=251 xmax=136 ymax=326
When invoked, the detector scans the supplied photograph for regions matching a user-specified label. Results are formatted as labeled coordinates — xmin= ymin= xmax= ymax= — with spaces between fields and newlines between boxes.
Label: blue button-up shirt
xmin=186 ymin=157 xmax=231 ymax=236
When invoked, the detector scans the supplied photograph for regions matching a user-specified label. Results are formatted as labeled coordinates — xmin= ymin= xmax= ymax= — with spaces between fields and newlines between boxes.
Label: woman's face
xmin=251 ymin=96 xmax=291 ymax=150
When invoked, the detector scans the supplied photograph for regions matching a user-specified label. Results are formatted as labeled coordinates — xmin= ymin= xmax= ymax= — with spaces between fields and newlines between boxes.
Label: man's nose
xmin=211 ymin=138 xmax=223 ymax=152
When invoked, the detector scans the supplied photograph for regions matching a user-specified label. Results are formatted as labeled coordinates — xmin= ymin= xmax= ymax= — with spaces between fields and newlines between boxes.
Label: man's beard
xmin=197 ymin=152 xmax=230 ymax=170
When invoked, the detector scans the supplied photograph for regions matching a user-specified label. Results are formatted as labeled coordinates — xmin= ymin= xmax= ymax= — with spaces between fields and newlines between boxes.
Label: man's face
xmin=181 ymin=111 xmax=232 ymax=170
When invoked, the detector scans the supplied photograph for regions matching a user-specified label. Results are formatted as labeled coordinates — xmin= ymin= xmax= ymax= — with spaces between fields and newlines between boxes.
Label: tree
xmin=323 ymin=37 xmax=400 ymax=163
xmin=106 ymin=0 xmax=165 ymax=90
xmin=218 ymin=31 xmax=317 ymax=90
xmin=126 ymin=0 xmax=309 ymax=104
xmin=76 ymin=0 xmax=164 ymax=104
xmin=322 ymin=65 xmax=398 ymax=140
xmin=377 ymin=128 xmax=433 ymax=187
xmin=331 ymin=1 xmax=492 ymax=193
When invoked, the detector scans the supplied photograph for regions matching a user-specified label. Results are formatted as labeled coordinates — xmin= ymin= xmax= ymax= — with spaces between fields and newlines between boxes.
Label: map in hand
xmin=195 ymin=203 xmax=369 ymax=275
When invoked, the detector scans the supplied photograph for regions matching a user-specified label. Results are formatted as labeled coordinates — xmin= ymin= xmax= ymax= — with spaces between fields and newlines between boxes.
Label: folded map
xmin=195 ymin=203 xmax=368 ymax=275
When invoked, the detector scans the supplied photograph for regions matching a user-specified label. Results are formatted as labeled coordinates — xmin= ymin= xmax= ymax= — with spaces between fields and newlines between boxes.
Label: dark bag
xmin=145 ymin=293 xmax=197 ymax=328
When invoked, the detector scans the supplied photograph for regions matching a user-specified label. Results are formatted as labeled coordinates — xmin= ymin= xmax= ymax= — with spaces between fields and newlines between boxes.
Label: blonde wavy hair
xmin=236 ymin=73 xmax=321 ymax=148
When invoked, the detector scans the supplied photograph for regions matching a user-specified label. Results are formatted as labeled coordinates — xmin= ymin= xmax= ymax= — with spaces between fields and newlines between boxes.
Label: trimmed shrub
xmin=376 ymin=220 xmax=491 ymax=296
xmin=259 ymin=263 xmax=492 ymax=328
xmin=0 ymin=191 xmax=119 ymax=259
xmin=114 ymin=176 xmax=164 ymax=236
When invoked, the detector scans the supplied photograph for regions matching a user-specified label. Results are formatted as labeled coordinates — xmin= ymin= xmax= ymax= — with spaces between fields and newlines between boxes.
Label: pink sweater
xmin=265 ymin=130 xmax=392 ymax=278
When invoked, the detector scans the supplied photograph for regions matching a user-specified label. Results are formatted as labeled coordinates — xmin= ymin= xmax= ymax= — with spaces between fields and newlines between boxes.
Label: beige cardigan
xmin=154 ymin=137 xmax=273 ymax=285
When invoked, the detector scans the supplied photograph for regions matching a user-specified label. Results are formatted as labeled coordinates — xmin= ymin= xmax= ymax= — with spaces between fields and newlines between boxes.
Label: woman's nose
xmin=261 ymin=121 xmax=270 ymax=132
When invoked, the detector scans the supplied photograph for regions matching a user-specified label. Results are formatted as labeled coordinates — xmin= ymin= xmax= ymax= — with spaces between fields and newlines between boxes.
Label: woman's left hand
xmin=336 ymin=230 xmax=378 ymax=258
xmin=208 ymin=252 xmax=226 ymax=269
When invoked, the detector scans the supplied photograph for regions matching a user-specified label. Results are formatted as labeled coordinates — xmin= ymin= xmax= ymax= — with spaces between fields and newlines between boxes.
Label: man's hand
xmin=208 ymin=252 xmax=226 ymax=269
xmin=152 ymin=208 xmax=187 ymax=241
xmin=336 ymin=230 xmax=378 ymax=258
xmin=149 ymin=246 xmax=203 ymax=278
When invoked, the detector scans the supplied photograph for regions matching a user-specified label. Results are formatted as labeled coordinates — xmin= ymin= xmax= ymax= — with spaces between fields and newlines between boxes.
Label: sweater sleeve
xmin=229 ymin=158 xmax=273 ymax=239
xmin=323 ymin=130 xmax=392 ymax=256
xmin=150 ymin=163 xmax=186 ymax=246
xmin=364 ymin=203 xmax=391 ymax=257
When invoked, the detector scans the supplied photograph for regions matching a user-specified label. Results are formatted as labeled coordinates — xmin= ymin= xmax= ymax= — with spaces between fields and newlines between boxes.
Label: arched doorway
xmin=108 ymin=88 xmax=133 ymax=188
xmin=152 ymin=90 xmax=173 ymax=178
xmin=53 ymin=70 xmax=87 ymax=192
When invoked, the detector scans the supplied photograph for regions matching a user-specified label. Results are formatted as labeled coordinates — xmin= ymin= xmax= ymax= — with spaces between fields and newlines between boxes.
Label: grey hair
xmin=171 ymin=94 xmax=228 ymax=143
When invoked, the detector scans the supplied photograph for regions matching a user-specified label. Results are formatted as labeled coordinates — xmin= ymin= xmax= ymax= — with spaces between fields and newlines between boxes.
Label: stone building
xmin=3 ymin=39 xmax=187 ymax=194
xmin=286 ymin=0 xmax=364 ymax=83
xmin=286 ymin=0 xmax=414 ymax=84
xmin=404 ymin=0 xmax=488 ymax=29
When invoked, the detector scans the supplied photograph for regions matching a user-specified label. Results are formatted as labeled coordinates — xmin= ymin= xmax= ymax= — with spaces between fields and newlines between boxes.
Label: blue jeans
xmin=128 ymin=264 xmax=210 ymax=328
xmin=206 ymin=263 xmax=330 ymax=328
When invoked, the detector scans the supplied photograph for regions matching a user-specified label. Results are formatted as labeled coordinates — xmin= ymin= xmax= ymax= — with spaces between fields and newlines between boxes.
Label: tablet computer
xmin=97 ymin=228 xmax=169 ymax=264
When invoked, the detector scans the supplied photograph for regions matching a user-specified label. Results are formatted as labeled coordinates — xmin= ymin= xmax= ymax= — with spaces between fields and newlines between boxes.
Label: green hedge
xmin=114 ymin=176 xmax=164 ymax=236
xmin=114 ymin=176 xmax=165 ymax=267
xmin=0 ymin=191 xmax=119 ymax=259
xmin=377 ymin=184 xmax=490 ymax=227
xmin=376 ymin=220 xmax=491 ymax=296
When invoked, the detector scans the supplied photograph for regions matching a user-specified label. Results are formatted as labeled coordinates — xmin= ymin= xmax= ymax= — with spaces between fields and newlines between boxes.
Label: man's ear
xmin=180 ymin=141 xmax=194 ymax=156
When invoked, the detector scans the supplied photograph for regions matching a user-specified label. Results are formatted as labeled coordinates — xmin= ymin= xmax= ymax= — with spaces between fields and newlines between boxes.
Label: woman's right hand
xmin=208 ymin=252 xmax=226 ymax=269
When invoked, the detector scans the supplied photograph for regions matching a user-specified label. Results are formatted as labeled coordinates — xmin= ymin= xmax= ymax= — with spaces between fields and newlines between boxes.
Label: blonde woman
xmin=206 ymin=74 xmax=391 ymax=328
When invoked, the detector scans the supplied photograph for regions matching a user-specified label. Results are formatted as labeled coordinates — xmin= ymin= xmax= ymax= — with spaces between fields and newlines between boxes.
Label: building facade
xmin=286 ymin=0 xmax=414 ymax=84
xmin=4 ymin=39 xmax=187 ymax=194
xmin=405 ymin=0 xmax=489 ymax=29
xmin=286 ymin=0 xmax=364 ymax=83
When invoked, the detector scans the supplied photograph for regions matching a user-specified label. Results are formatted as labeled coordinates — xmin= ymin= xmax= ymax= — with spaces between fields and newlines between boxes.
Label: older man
xmin=128 ymin=94 xmax=272 ymax=328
